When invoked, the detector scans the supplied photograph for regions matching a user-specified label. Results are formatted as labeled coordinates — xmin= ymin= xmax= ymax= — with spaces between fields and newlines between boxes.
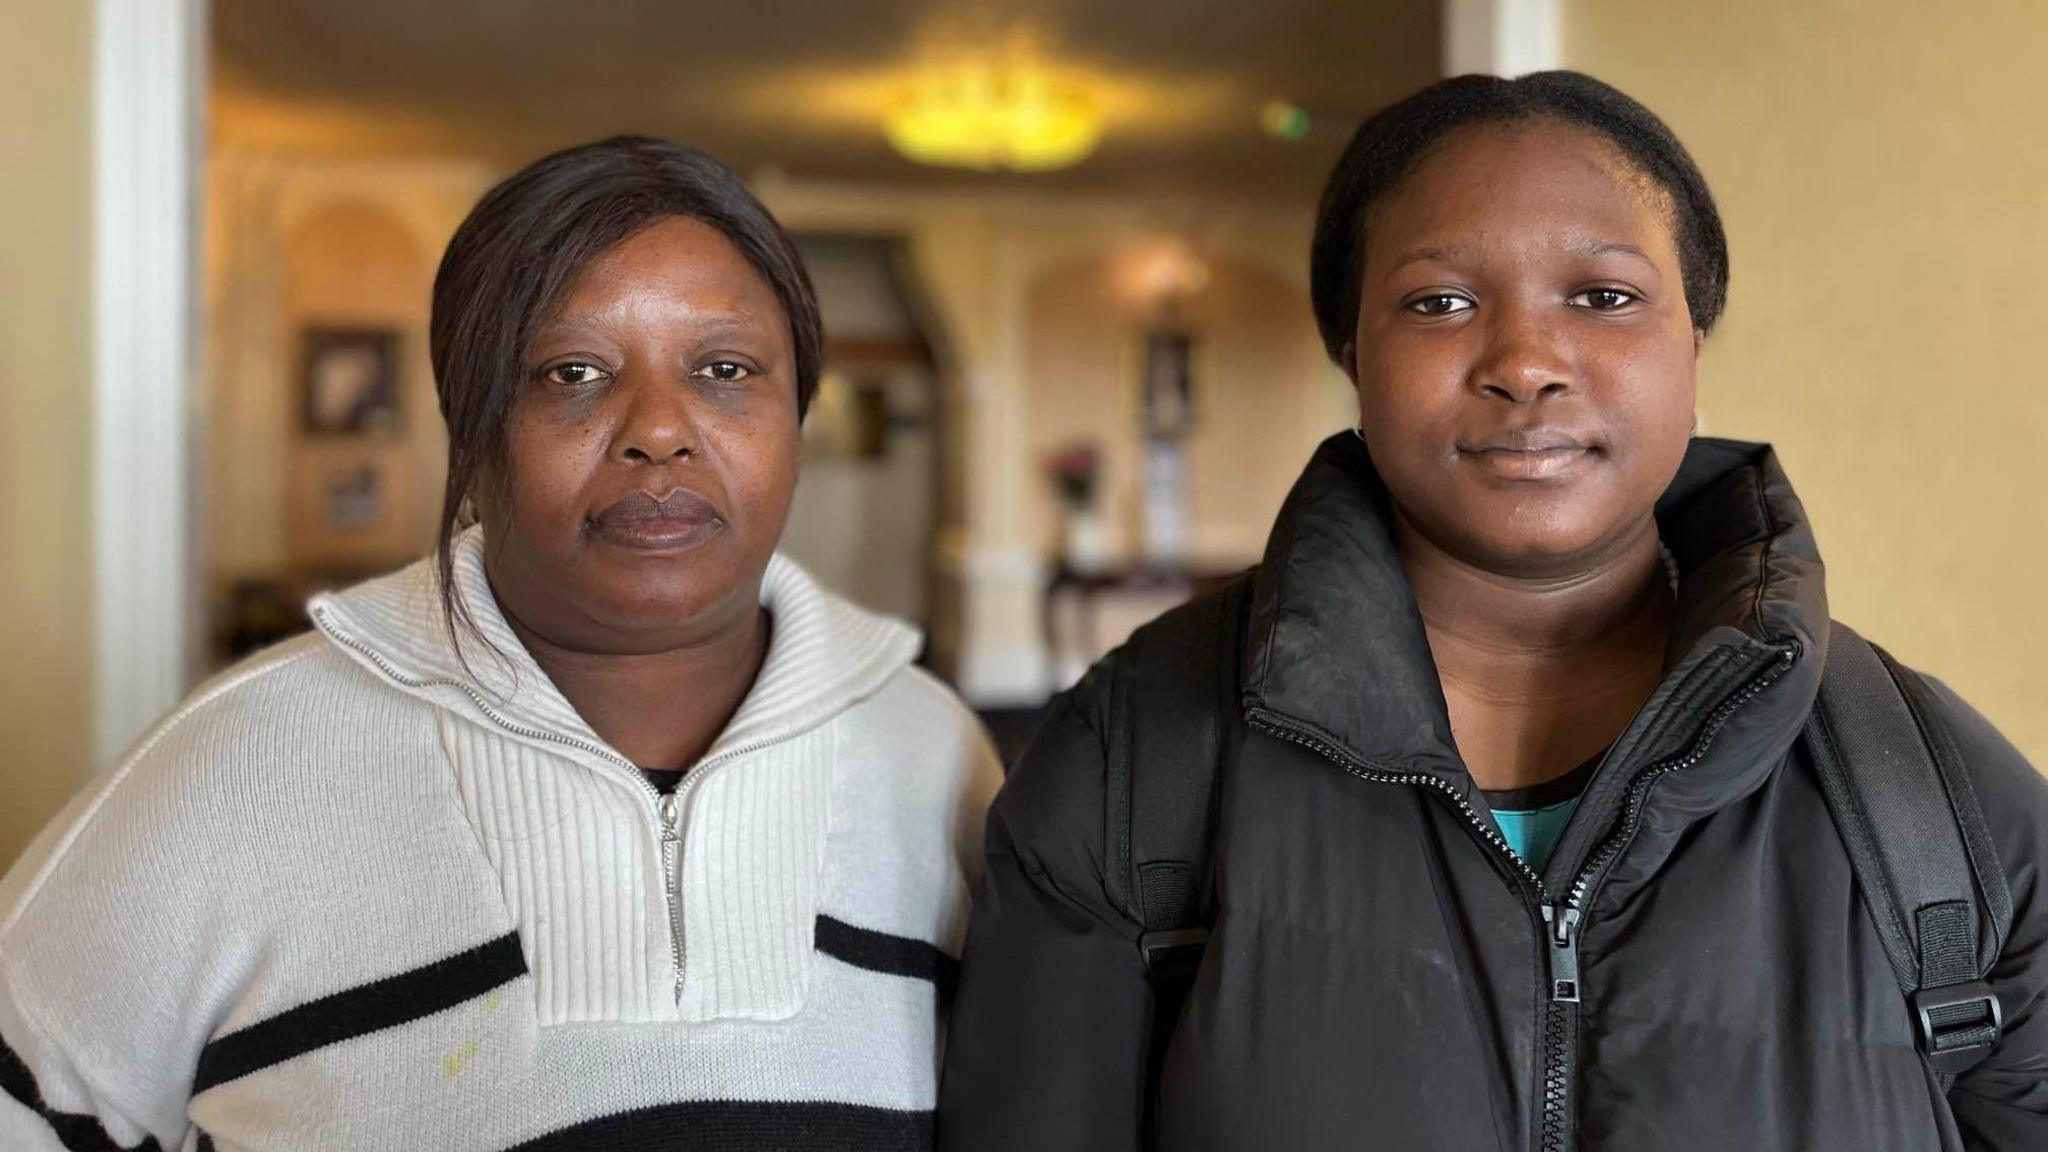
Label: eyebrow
xmin=1382 ymin=246 xmax=1462 ymax=279
xmin=1380 ymin=237 xmax=1658 ymax=283
xmin=1567 ymin=237 xmax=1654 ymax=263
xmin=532 ymin=308 xmax=770 ymax=344
xmin=680 ymin=313 xmax=771 ymax=341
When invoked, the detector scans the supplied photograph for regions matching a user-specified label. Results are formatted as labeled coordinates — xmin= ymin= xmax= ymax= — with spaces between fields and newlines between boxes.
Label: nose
xmin=611 ymin=370 xmax=699 ymax=464
xmin=1470 ymin=302 xmax=1573 ymax=404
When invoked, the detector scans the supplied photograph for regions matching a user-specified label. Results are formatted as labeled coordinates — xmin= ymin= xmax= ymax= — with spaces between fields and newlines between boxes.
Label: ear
xmin=1340 ymin=340 xmax=1360 ymax=385
xmin=1692 ymin=328 xmax=1705 ymax=357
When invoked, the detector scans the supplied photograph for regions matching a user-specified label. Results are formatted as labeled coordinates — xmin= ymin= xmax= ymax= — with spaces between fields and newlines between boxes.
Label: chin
xmin=1457 ymin=511 xmax=1622 ymax=578
xmin=577 ymin=567 xmax=744 ymax=641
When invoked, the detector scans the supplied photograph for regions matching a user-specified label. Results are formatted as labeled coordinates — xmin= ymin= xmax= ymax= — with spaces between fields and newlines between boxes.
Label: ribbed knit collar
xmin=308 ymin=527 xmax=923 ymax=775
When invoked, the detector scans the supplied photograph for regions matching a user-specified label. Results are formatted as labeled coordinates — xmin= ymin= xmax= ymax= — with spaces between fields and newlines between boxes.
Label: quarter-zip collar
xmin=306 ymin=528 xmax=923 ymax=1025
xmin=308 ymin=526 xmax=922 ymax=777
xmin=1242 ymin=432 xmax=1829 ymax=822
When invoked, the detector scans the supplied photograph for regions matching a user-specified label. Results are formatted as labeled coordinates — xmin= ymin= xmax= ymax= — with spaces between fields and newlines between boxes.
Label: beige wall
xmin=0 ymin=1 xmax=96 ymax=865
xmin=1568 ymin=0 xmax=2048 ymax=767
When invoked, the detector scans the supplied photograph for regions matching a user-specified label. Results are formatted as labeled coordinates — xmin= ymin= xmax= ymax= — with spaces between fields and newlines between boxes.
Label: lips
xmin=587 ymin=488 xmax=725 ymax=551
xmin=1457 ymin=429 xmax=1600 ymax=482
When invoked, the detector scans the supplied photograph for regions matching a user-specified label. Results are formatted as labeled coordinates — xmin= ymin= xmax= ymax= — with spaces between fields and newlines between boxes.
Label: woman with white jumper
xmin=0 ymin=137 xmax=1000 ymax=1151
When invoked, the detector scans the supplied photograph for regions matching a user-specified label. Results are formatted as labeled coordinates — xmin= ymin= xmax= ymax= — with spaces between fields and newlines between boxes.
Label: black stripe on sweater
xmin=813 ymin=915 xmax=958 ymax=996
xmin=1 ymin=1035 xmax=165 ymax=1151
xmin=501 ymin=1100 xmax=932 ymax=1151
xmin=191 ymin=931 xmax=526 ymax=1095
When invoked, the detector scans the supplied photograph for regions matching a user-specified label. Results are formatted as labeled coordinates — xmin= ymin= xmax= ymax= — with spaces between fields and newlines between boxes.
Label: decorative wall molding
xmin=92 ymin=0 xmax=206 ymax=766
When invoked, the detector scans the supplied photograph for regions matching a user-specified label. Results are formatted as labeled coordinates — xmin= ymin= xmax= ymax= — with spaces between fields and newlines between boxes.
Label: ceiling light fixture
xmin=886 ymin=59 xmax=1102 ymax=172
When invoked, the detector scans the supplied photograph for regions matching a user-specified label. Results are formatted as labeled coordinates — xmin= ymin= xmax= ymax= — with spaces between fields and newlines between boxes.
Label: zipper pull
xmin=1542 ymin=905 xmax=1582 ymax=1003
xmin=656 ymin=790 xmax=687 ymax=1000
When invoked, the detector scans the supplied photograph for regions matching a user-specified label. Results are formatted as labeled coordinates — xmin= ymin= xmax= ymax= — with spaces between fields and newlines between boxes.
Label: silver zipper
xmin=313 ymin=606 xmax=705 ymax=1002
xmin=655 ymin=791 xmax=685 ymax=997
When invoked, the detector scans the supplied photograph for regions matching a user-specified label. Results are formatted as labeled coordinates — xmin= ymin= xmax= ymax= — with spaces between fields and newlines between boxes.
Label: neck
xmin=1396 ymin=514 xmax=1674 ymax=793
xmin=505 ymin=604 xmax=772 ymax=774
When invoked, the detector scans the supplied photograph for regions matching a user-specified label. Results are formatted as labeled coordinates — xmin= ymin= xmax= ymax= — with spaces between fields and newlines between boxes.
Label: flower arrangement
xmin=1046 ymin=442 xmax=1101 ymax=510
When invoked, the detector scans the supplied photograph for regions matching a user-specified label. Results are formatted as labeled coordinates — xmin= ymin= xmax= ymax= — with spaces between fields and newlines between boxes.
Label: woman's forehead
xmin=544 ymin=216 xmax=786 ymax=336
xmin=1365 ymin=119 xmax=1679 ymax=269
xmin=567 ymin=218 xmax=773 ymax=304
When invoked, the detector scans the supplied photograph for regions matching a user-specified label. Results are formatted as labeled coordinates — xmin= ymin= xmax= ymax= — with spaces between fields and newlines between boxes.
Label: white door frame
xmin=92 ymin=0 xmax=207 ymax=766
xmin=1443 ymin=0 xmax=1563 ymax=77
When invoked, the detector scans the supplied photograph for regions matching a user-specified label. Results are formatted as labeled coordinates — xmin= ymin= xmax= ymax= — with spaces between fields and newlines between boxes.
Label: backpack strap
xmin=1806 ymin=622 xmax=2014 ymax=1077
xmin=1103 ymin=575 xmax=1253 ymax=998
xmin=1102 ymin=575 xmax=1252 ymax=1144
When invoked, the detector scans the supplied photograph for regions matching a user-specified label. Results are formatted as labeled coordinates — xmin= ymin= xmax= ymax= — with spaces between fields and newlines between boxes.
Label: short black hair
xmin=1310 ymin=70 xmax=1729 ymax=363
xmin=428 ymin=135 xmax=822 ymax=638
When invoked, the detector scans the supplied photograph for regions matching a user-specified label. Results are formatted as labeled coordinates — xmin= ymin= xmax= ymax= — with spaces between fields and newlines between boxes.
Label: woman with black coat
xmin=938 ymin=72 xmax=2048 ymax=1151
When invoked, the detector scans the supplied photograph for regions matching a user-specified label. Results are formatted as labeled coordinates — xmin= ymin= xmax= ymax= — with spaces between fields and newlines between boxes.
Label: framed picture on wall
xmin=301 ymin=327 xmax=400 ymax=436
xmin=320 ymin=460 xmax=386 ymax=533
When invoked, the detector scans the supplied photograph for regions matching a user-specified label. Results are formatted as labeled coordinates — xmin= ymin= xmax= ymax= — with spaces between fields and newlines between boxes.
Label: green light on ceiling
xmin=1261 ymin=100 xmax=1311 ymax=141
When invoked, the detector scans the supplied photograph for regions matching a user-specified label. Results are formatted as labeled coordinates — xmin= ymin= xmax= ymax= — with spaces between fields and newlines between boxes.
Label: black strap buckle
xmin=1913 ymin=981 xmax=2003 ymax=1075
xmin=1140 ymin=927 xmax=1209 ymax=976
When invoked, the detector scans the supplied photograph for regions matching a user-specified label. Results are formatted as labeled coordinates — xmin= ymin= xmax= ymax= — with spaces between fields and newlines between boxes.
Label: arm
xmin=1925 ymin=680 xmax=2048 ymax=1149
xmin=0 ymin=679 xmax=274 ymax=1152
xmin=0 ymin=797 xmax=198 ymax=1152
xmin=1 ymin=981 xmax=166 ymax=1151
xmin=937 ymin=686 xmax=1155 ymax=1152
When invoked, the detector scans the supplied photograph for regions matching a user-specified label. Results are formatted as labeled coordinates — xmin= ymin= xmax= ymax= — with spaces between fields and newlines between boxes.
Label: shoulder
xmin=1865 ymin=653 xmax=2048 ymax=970
xmin=857 ymin=663 xmax=990 ymax=741
xmin=833 ymin=667 xmax=1002 ymax=866
xmin=1907 ymin=668 xmax=2048 ymax=865
xmin=122 ymin=630 xmax=413 ymax=767
xmin=0 ymin=633 xmax=432 ymax=1124
xmin=838 ymin=665 xmax=999 ymax=786
xmin=92 ymin=629 xmax=419 ymax=798
xmin=985 ymin=579 xmax=1240 ymax=913
xmin=977 ymin=656 xmax=1122 ymax=892
xmin=0 ymin=631 xmax=422 ymax=931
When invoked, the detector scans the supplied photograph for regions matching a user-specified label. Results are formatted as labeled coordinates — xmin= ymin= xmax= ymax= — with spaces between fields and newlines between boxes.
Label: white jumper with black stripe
xmin=0 ymin=528 xmax=1001 ymax=1151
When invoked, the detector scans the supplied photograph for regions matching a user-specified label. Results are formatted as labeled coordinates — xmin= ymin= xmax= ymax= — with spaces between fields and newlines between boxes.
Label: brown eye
xmin=696 ymin=361 xmax=753 ymax=383
xmin=1407 ymin=293 xmax=1474 ymax=317
xmin=543 ymin=362 xmax=607 ymax=387
xmin=1568 ymin=288 xmax=1637 ymax=311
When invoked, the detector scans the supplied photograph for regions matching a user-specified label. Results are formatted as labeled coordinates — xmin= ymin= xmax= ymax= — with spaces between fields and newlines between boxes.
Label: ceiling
xmin=212 ymin=0 xmax=1442 ymax=202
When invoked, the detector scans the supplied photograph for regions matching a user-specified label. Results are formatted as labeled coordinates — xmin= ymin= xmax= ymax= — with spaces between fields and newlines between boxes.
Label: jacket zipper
xmin=314 ymin=608 xmax=710 ymax=1002
xmin=1529 ymin=645 xmax=1794 ymax=1150
xmin=1246 ymin=642 xmax=1794 ymax=1152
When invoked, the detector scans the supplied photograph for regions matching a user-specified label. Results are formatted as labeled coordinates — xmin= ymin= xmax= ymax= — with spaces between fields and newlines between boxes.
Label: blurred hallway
xmin=6 ymin=0 xmax=2048 ymax=868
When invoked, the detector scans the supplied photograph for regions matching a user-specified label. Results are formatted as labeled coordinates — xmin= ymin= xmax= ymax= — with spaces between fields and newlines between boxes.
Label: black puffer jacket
xmin=938 ymin=434 xmax=2048 ymax=1150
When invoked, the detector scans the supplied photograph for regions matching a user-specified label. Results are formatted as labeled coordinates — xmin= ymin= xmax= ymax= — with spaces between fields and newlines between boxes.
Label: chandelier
xmin=886 ymin=59 xmax=1102 ymax=172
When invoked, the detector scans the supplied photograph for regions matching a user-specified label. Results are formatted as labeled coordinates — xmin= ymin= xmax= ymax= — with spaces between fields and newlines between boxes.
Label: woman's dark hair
xmin=428 ymin=135 xmax=822 ymax=641
xmin=1310 ymin=70 xmax=1729 ymax=363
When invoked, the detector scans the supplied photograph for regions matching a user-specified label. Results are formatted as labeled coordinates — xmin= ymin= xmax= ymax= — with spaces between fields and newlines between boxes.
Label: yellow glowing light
xmin=886 ymin=60 xmax=1102 ymax=172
